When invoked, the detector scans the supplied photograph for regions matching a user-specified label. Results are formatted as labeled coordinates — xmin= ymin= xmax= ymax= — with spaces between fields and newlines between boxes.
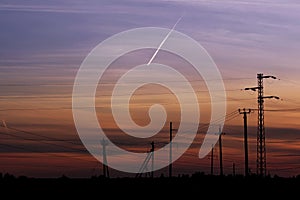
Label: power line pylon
xmin=245 ymin=73 xmax=279 ymax=176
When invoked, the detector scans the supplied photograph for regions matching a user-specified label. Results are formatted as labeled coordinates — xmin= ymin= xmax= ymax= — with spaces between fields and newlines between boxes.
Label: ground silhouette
xmin=1 ymin=172 xmax=299 ymax=197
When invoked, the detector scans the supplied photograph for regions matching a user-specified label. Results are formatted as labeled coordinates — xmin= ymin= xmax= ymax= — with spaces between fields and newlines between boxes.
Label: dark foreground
xmin=1 ymin=173 xmax=300 ymax=197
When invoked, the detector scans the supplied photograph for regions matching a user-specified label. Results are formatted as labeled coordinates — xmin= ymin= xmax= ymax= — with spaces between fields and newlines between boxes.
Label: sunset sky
xmin=1 ymin=0 xmax=300 ymax=178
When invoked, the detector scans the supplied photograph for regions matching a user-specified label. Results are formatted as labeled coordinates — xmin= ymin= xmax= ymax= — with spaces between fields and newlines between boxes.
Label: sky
xmin=1 ymin=0 xmax=300 ymax=178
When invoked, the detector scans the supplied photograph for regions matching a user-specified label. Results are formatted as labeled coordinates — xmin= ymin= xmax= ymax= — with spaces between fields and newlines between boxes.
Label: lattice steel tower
xmin=257 ymin=74 xmax=266 ymax=176
xmin=245 ymin=73 xmax=279 ymax=176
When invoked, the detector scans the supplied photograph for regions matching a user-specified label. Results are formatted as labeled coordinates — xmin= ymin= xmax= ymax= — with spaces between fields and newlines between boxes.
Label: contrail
xmin=147 ymin=15 xmax=183 ymax=66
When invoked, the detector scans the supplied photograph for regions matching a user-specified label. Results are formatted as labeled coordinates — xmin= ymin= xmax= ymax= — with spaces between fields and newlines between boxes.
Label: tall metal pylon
xmin=245 ymin=73 xmax=279 ymax=176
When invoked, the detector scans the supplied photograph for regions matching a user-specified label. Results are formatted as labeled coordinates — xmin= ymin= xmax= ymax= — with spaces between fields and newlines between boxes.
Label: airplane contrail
xmin=147 ymin=15 xmax=183 ymax=66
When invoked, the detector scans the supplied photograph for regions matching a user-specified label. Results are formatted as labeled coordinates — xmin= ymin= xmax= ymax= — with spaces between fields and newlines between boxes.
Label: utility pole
xmin=245 ymin=73 xmax=279 ymax=176
xmin=218 ymin=127 xmax=225 ymax=176
xmin=151 ymin=141 xmax=154 ymax=178
xmin=169 ymin=121 xmax=172 ymax=178
xmin=239 ymin=108 xmax=252 ymax=177
xmin=101 ymin=138 xmax=109 ymax=178
xmin=210 ymin=145 xmax=214 ymax=175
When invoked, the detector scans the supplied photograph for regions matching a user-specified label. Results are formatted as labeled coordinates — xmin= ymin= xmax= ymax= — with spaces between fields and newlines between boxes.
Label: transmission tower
xmin=245 ymin=73 xmax=279 ymax=176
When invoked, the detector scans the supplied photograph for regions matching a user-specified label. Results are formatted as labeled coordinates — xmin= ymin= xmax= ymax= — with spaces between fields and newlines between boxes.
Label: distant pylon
xmin=245 ymin=73 xmax=279 ymax=176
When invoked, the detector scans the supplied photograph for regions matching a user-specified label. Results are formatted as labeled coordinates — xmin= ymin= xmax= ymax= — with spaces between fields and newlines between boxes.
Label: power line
xmin=3 ymin=126 xmax=82 ymax=146
xmin=0 ymin=143 xmax=96 ymax=163
xmin=264 ymin=108 xmax=300 ymax=112
xmin=0 ymin=131 xmax=84 ymax=153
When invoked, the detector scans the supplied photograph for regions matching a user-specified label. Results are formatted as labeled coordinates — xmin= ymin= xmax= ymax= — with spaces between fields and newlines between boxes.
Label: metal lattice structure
xmin=245 ymin=73 xmax=279 ymax=176
xmin=257 ymin=74 xmax=266 ymax=176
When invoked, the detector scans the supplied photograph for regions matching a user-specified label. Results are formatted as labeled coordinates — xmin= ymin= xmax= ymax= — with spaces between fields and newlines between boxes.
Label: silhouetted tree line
xmin=1 ymin=171 xmax=300 ymax=197
xmin=1 ymin=171 xmax=300 ymax=182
